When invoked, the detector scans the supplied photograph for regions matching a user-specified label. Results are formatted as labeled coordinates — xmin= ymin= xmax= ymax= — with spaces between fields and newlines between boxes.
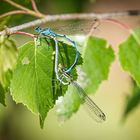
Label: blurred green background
xmin=0 ymin=0 xmax=140 ymax=140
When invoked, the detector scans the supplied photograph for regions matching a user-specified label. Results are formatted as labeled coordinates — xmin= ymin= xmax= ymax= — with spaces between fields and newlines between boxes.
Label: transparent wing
xmin=40 ymin=19 xmax=99 ymax=36
xmin=72 ymin=81 xmax=106 ymax=122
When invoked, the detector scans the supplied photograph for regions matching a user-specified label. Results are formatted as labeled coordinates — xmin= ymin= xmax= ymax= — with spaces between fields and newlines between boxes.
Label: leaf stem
xmin=4 ymin=0 xmax=34 ymax=13
xmin=3 ymin=0 xmax=45 ymax=18
xmin=11 ymin=31 xmax=36 ymax=38
xmin=30 ymin=0 xmax=41 ymax=14
xmin=87 ymin=18 xmax=100 ymax=36
xmin=0 ymin=10 xmax=28 ymax=19
xmin=102 ymin=18 xmax=131 ymax=30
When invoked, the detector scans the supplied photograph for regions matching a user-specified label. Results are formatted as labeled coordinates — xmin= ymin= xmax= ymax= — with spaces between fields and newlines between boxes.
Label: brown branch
xmin=4 ymin=0 xmax=33 ymax=12
xmin=30 ymin=0 xmax=40 ymax=14
xmin=3 ymin=0 xmax=45 ymax=18
xmin=0 ymin=10 xmax=28 ymax=19
xmin=2 ymin=27 xmax=36 ymax=37
xmin=0 ymin=11 xmax=140 ymax=36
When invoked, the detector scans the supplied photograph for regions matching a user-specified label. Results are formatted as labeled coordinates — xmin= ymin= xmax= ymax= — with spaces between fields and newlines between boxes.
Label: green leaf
xmin=56 ymin=36 xmax=115 ymax=121
xmin=56 ymin=85 xmax=81 ymax=121
xmin=82 ymin=36 xmax=115 ymax=93
xmin=123 ymin=79 xmax=140 ymax=120
xmin=0 ymin=17 xmax=11 ymax=30
xmin=0 ymin=35 xmax=17 ymax=105
xmin=0 ymin=83 xmax=6 ymax=106
xmin=119 ymin=28 xmax=140 ymax=87
xmin=10 ymin=38 xmax=82 ymax=128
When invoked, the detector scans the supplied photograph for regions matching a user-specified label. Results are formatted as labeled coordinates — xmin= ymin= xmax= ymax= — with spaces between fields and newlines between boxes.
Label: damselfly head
xmin=35 ymin=26 xmax=42 ymax=33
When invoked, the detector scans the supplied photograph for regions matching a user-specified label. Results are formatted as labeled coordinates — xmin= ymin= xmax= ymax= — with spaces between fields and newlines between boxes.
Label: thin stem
xmin=0 ymin=10 xmax=28 ymax=19
xmin=4 ymin=0 xmax=33 ymax=12
xmin=82 ymin=19 xmax=100 ymax=58
xmin=3 ymin=0 xmax=45 ymax=18
xmin=3 ymin=28 xmax=36 ymax=38
xmin=30 ymin=0 xmax=40 ymax=14
xmin=11 ymin=31 xmax=36 ymax=38
xmin=87 ymin=18 xmax=100 ymax=36
xmin=102 ymin=18 xmax=131 ymax=30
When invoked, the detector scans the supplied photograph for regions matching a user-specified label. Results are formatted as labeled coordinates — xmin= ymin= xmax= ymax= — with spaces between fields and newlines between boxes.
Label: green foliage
xmin=0 ymin=35 xmax=17 ymax=105
xmin=0 ymin=0 xmax=41 ymax=29
xmin=1 ymin=0 xmax=140 ymax=126
xmin=119 ymin=28 xmax=140 ymax=120
xmin=123 ymin=79 xmax=140 ymax=119
xmin=10 ymin=38 xmax=82 ymax=128
xmin=0 ymin=17 xmax=11 ymax=30
xmin=56 ymin=36 xmax=115 ymax=121
xmin=0 ymin=0 xmax=35 ymax=14
xmin=119 ymin=28 xmax=140 ymax=87
xmin=56 ymin=84 xmax=81 ymax=121
xmin=0 ymin=83 xmax=6 ymax=106
xmin=83 ymin=36 xmax=115 ymax=93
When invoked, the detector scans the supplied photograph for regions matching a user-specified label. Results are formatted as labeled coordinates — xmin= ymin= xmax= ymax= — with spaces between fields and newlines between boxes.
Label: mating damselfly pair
xmin=35 ymin=19 xmax=106 ymax=122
